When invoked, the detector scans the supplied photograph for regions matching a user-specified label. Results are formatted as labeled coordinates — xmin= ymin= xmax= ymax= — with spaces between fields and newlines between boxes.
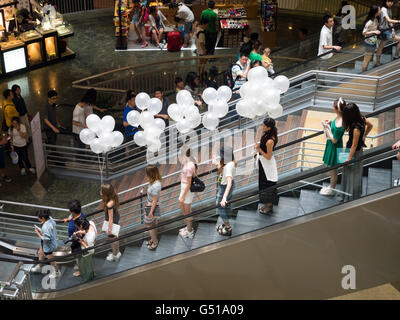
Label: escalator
xmin=1 ymin=97 xmax=400 ymax=298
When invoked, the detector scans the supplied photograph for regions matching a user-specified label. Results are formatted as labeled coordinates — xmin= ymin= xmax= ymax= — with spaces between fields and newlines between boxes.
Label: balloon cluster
xmin=167 ymin=90 xmax=202 ymax=135
xmin=201 ymin=86 xmax=232 ymax=131
xmin=126 ymin=92 xmax=166 ymax=153
xmin=236 ymin=66 xmax=290 ymax=119
xmin=79 ymin=115 xmax=124 ymax=154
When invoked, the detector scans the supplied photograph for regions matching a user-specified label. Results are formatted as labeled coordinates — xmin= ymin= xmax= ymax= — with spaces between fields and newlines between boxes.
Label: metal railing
xmin=0 ymin=262 xmax=32 ymax=300
xmin=45 ymin=62 xmax=400 ymax=180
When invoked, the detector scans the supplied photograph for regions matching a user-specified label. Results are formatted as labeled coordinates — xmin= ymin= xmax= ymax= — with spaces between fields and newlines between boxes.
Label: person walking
xmin=42 ymin=90 xmax=61 ymax=145
xmin=200 ymin=0 xmax=218 ymax=55
xmin=256 ymin=117 xmax=279 ymax=215
xmin=144 ymin=165 xmax=162 ymax=250
xmin=9 ymin=117 xmax=36 ymax=176
xmin=362 ymin=6 xmax=382 ymax=72
xmin=376 ymin=0 xmax=400 ymax=66
xmin=11 ymin=85 xmax=31 ymax=141
xmin=72 ymin=217 xmax=97 ymax=281
xmin=101 ymin=184 xmax=122 ymax=261
xmin=72 ymin=95 xmax=90 ymax=150
xmin=178 ymin=147 xmax=196 ymax=238
xmin=342 ymin=103 xmax=373 ymax=200
xmin=320 ymin=98 xmax=346 ymax=196
xmin=31 ymin=209 xmax=61 ymax=279
xmin=215 ymin=146 xmax=236 ymax=236
xmin=132 ymin=0 xmax=149 ymax=48
xmin=176 ymin=2 xmax=194 ymax=48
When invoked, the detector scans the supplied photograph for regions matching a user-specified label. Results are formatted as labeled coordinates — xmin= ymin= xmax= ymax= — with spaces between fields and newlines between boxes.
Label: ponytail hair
xmin=261 ymin=117 xmax=278 ymax=148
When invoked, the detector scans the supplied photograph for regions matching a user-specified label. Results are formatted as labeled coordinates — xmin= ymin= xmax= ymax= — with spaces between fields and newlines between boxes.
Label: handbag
xmin=101 ymin=220 xmax=120 ymax=237
xmin=337 ymin=148 xmax=350 ymax=164
xmin=190 ymin=175 xmax=205 ymax=192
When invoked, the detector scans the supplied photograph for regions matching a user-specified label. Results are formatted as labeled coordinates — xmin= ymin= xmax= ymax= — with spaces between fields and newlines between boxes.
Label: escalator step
xmin=298 ymin=189 xmax=342 ymax=215
xmin=367 ymin=168 xmax=391 ymax=195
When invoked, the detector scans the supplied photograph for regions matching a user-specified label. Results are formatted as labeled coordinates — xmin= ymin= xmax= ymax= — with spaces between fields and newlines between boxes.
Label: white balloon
xmin=103 ymin=145 xmax=112 ymax=153
xmin=176 ymin=90 xmax=194 ymax=106
xmin=90 ymin=138 xmax=103 ymax=154
xmin=139 ymin=111 xmax=155 ymax=129
xmin=268 ymin=104 xmax=283 ymax=119
xmin=248 ymin=66 xmax=269 ymax=82
xmin=101 ymin=115 xmax=115 ymax=133
xmin=176 ymin=118 xmax=191 ymax=134
xmin=93 ymin=126 xmax=103 ymax=138
xmin=134 ymin=131 xmax=146 ymax=146
xmin=202 ymin=112 xmax=219 ymax=130
xmin=99 ymin=131 xmax=114 ymax=147
xmin=146 ymin=125 xmax=163 ymax=139
xmin=79 ymin=128 xmax=96 ymax=145
xmin=168 ymin=103 xmax=183 ymax=121
xmin=202 ymin=87 xmax=218 ymax=105
xmin=239 ymin=81 xmax=251 ymax=100
xmin=261 ymin=77 xmax=274 ymax=90
xmin=148 ymin=98 xmax=163 ymax=115
xmin=86 ymin=114 xmax=101 ymax=132
xmin=263 ymin=88 xmax=281 ymax=105
xmin=217 ymin=85 xmax=232 ymax=102
xmin=212 ymin=100 xmax=229 ymax=118
xmin=236 ymin=99 xmax=249 ymax=118
xmin=188 ymin=113 xmax=202 ymax=128
xmin=273 ymin=75 xmax=290 ymax=94
xmin=148 ymin=139 xmax=162 ymax=153
xmin=184 ymin=105 xmax=199 ymax=119
xmin=127 ymin=110 xmax=140 ymax=127
xmin=111 ymin=131 xmax=124 ymax=147
xmin=135 ymin=92 xmax=151 ymax=110
xmin=154 ymin=118 xmax=166 ymax=131
xmin=253 ymin=100 xmax=268 ymax=117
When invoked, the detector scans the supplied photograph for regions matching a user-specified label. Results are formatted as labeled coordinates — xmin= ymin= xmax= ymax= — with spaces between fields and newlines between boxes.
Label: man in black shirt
xmin=42 ymin=90 xmax=61 ymax=145
xmin=12 ymin=85 xmax=31 ymax=141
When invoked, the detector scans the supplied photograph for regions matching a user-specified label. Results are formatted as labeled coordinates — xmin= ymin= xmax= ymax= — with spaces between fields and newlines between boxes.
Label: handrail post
xmin=313 ymin=72 xmax=319 ymax=106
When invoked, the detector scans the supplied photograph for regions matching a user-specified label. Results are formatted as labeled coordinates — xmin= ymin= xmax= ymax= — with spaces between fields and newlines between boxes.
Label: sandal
xmin=146 ymin=239 xmax=153 ymax=246
xmin=147 ymin=241 xmax=158 ymax=250
xmin=73 ymin=271 xmax=80 ymax=277
xmin=218 ymin=225 xmax=232 ymax=236
xmin=141 ymin=42 xmax=149 ymax=48
xmin=135 ymin=38 xmax=143 ymax=44
xmin=216 ymin=224 xmax=225 ymax=232
xmin=259 ymin=206 xmax=273 ymax=215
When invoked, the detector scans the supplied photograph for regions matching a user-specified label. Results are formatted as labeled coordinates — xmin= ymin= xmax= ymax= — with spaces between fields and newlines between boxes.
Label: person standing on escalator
xmin=255 ymin=118 xmax=279 ymax=215
xmin=362 ymin=5 xmax=382 ymax=72
xmin=318 ymin=15 xmax=342 ymax=63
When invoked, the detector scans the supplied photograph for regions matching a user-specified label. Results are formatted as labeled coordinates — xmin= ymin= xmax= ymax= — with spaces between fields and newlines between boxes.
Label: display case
xmin=56 ymin=23 xmax=74 ymax=58
xmin=20 ymin=29 xmax=44 ymax=65
xmin=261 ymin=0 xmax=277 ymax=32
xmin=35 ymin=27 xmax=58 ymax=61
xmin=217 ymin=7 xmax=248 ymax=48
xmin=0 ymin=39 xmax=28 ymax=74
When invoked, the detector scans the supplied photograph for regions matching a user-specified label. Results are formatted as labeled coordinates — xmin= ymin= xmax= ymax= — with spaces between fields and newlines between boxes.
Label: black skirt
xmin=259 ymin=160 xmax=279 ymax=205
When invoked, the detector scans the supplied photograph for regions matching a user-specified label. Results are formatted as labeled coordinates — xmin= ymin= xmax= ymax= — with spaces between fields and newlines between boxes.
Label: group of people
xmin=0 ymin=86 xmax=35 ymax=184
xmin=318 ymin=0 xmax=400 ymax=71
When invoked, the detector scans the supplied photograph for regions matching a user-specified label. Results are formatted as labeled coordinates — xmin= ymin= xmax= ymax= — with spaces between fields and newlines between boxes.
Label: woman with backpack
xmin=362 ymin=5 xmax=381 ymax=72
xmin=132 ymin=0 xmax=149 ymax=48
xmin=215 ymin=146 xmax=237 ymax=236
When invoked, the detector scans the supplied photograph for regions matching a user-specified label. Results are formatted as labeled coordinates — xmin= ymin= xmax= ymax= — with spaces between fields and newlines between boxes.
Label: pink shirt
xmin=181 ymin=161 xmax=195 ymax=184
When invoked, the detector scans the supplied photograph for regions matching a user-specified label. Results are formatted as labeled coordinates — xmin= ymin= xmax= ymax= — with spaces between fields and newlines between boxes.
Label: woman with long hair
xmin=101 ymin=184 xmax=121 ymax=261
xmin=362 ymin=5 xmax=381 ymax=72
xmin=11 ymin=84 xmax=31 ymax=140
xmin=320 ymin=98 xmax=346 ymax=196
xmin=215 ymin=146 xmax=237 ymax=236
xmin=184 ymin=71 xmax=202 ymax=107
xmin=178 ymin=147 xmax=196 ymax=238
xmin=144 ymin=165 xmax=162 ymax=250
xmin=341 ymin=103 xmax=373 ymax=200
xmin=376 ymin=0 xmax=400 ymax=65
xmin=256 ymin=117 xmax=279 ymax=215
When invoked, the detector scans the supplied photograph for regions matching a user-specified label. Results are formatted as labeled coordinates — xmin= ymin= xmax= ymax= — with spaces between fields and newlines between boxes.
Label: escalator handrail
xmin=272 ymin=23 xmax=400 ymax=78
xmin=4 ymin=142 xmax=396 ymax=265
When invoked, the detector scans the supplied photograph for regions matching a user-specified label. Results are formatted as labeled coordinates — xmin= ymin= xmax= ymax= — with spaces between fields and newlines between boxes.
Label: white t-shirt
xmin=72 ymin=104 xmax=86 ymax=134
xmin=149 ymin=10 xmax=167 ymax=29
xmin=363 ymin=19 xmax=379 ymax=45
xmin=318 ymin=25 xmax=333 ymax=59
xmin=219 ymin=161 xmax=236 ymax=185
xmin=232 ymin=61 xmax=247 ymax=91
xmin=82 ymin=221 xmax=97 ymax=254
xmin=380 ymin=7 xmax=392 ymax=30
xmin=9 ymin=124 xmax=27 ymax=147
xmin=177 ymin=4 xmax=194 ymax=23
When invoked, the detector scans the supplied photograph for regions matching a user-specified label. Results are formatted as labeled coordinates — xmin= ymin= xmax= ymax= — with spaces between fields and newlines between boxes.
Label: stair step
xmin=392 ymin=160 xmax=400 ymax=186
xmin=298 ymin=189 xmax=342 ymax=215
xmin=190 ymin=221 xmax=226 ymax=249
xmin=366 ymin=168 xmax=391 ymax=195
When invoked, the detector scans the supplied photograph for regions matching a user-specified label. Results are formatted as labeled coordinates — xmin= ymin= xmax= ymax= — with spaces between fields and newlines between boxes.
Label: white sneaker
xmin=29 ymin=168 xmax=36 ymax=174
xmin=106 ymin=252 xmax=114 ymax=261
xmin=180 ymin=229 xmax=195 ymax=239
xmin=31 ymin=265 xmax=42 ymax=273
xmin=179 ymin=226 xmax=187 ymax=235
xmin=113 ymin=252 xmax=122 ymax=262
xmin=320 ymin=187 xmax=335 ymax=196
xmin=20 ymin=168 xmax=26 ymax=176
xmin=49 ymin=270 xmax=61 ymax=279
xmin=73 ymin=265 xmax=79 ymax=271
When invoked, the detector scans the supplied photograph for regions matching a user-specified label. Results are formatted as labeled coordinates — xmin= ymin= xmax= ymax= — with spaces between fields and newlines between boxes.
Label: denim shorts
xmin=364 ymin=42 xmax=376 ymax=53
xmin=183 ymin=22 xmax=192 ymax=39
xmin=380 ymin=30 xmax=393 ymax=41
xmin=0 ymin=146 xmax=5 ymax=169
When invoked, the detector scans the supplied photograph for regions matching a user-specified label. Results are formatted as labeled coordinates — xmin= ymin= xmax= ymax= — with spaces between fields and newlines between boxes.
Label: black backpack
xmin=223 ymin=62 xmax=242 ymax=89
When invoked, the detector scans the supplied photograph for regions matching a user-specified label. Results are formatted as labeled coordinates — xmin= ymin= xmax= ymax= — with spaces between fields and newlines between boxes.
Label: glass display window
xmin=44 ymin=35 xmax=57 ymax=60
xmin=3 ymin=46 xmax=27 ymax=73
xmin=26 ymin=41 xmax=44 ymax=65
